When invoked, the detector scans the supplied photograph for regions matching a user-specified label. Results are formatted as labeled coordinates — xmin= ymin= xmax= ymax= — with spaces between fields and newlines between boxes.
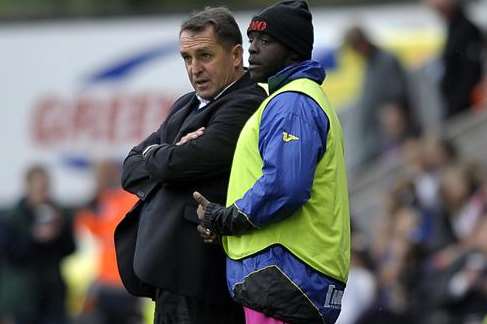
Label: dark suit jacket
xmin=114 ymin=72 xmax=266 ymax=303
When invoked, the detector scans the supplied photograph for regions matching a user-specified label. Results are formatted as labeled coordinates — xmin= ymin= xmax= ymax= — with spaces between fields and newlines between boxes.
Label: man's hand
xmin=197 ymin=224 xmax=218 ymax=244
xmin=194 ymin=192 xmax=255 ymax=237
xmin=176 ymin=127 xmax=205 ymax=146
xmin=194 ymin=191 xmax=209 ymax=220
xmin=193 ymin=191 xmax=217 ymax=244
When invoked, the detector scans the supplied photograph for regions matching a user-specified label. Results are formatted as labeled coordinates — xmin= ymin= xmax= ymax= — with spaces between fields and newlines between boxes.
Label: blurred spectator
xmin=472 ymin=33 xmax=487 ymax=111
xmin=0 ymin=165 xmax=75 ymax=324
xmin=337 ymin=230 xmax=376 ymax=324
xmin=414 ymin=136 xmax=458 ymax=211
xmin=378 ymin=102 xmax=420 ymax=161
xmin=359 ymin=206 xmax=420 ymax=323
xmin=0 ymin=215 xmax=9 ymax=262
xmin=0 ymin=215 xmax=13 ymax=324
xmin=401 ymin=137 xmax=459 ymax=253
xmin=344 ymin=26 xmax=417 ymax=167
xmin=425 ymin=0 xmax=483 ymax=119
xmin=74 ymin=160 xmax=142 ymax=324
xmin=472 ymin=76 xmax=487 ymax=111
xmin=438 ymin=164 xmax=483 ymax=243
xmin=368 ymin=179 xmax=425 ymax=322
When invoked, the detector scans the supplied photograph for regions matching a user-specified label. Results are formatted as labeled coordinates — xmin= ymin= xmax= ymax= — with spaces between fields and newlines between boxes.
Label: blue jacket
xmin=226 ymin=61 xmax=345 ymax=323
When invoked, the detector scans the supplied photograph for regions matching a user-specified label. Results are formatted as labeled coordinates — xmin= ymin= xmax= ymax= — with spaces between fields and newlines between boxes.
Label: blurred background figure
xmin=424 ymin=0 xmax=484 ymax=119
xmin=413 ymin=136 xmax=458 ymax=211
xmin=0 ymin=214 xmax=13 ymax=324
xmin=471 ymin=35 xmax=487 ymax=111
xmin=344 ymin=26 xmax=419 ymax=169
xmin=377 ymin=102 xmax=420 ymax=161
xmin=74 ymin=160 xmax=142 ymax=324
xmin=337 ymin=227 xmax=376 ymax=324
xmin=0 ymin=165 xmax=75 ymax=324
xmin=358 ymin=179 xmax=424 ymax=324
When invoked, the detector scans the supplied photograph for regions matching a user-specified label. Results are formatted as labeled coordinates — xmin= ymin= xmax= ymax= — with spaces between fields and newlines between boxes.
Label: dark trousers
xmin=154 ymin=290 xmax=244 ymax=324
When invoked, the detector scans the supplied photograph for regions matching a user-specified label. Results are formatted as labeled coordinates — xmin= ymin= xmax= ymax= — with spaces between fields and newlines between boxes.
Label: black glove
xmin=194 ymin=192 xmax=256 ymax=236
xmin=202 ymin=203 xmax=256 ymax=236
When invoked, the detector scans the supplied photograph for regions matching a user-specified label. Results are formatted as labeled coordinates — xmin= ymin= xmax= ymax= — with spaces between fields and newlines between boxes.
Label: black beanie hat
xmin=248 ymin=0 xmax=313 ymax=60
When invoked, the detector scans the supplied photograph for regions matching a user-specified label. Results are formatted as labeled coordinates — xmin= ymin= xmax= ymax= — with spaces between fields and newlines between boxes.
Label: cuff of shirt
xmin=142 ymin=144 xmax=160 ymax=159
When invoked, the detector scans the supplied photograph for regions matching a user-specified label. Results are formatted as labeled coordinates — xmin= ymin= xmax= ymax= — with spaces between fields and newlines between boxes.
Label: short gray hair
xmin=180 ymin=7 xmax=242 ymax=47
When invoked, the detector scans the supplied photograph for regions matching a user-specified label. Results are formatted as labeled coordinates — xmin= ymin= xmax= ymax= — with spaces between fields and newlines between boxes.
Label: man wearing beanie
xmin=194 ymin=1 xmax=350 ymax=323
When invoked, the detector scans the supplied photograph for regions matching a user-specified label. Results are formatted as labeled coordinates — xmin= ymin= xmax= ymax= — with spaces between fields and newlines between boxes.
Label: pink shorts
xmin=244 ymin=307 xmax=287 ymax=324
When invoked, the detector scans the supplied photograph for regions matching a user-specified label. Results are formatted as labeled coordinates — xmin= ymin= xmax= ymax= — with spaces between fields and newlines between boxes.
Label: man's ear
xmin=231 ymin=44 xmax=244 ymax=68
xmin=288 ymin=50 xmax=302 ymax=65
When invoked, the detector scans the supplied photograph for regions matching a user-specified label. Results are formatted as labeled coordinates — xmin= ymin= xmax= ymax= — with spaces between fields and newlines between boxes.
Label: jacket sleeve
xmin=121 ymin=94 xmax=193 ymax=198
xmin=201 ymin=203 xmax=256 ymax=236
xmin=234 ymin=92 xmax=329 ymax=227
xmin=142 ymin=93 xmax=263 ymax=184
xmin=121 ymin=129 xmax=162 ymax=199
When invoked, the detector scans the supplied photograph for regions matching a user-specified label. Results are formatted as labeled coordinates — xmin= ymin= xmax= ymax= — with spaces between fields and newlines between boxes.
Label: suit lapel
xmin=165 ymin=73 xmax=252 ymax=143
xmin=174 ymin=100 xmax=219 ymax=140
xmin=164 ymin=95 xmax=198 ymax=144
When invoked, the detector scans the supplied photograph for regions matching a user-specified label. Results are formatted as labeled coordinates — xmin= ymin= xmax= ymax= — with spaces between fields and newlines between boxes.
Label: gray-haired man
xmin=115 ymin=7 xmax=266 ymax=324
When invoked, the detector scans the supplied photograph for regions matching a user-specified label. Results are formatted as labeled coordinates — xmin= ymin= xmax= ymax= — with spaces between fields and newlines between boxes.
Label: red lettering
xmin=106 ymin=96 xmax=122 ymax=143
xmin=72 ymin=97 xmax=99 ymax=141
xmin=30 ymin=92 xmax=176 ymax=149
xmin=249 ymin=20 xmax=267 ymax=32
xmin=31 ymin=95 xmax=66 ymax=146
xmin=129 ymin=94 xmax=150 ymax=142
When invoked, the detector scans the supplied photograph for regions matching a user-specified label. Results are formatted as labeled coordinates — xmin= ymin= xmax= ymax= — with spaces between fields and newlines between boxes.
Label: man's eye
xmin=260 ymin=39 xmax=269 ymax=46
xmin=201 ymin=53 xmax=212 ymax=59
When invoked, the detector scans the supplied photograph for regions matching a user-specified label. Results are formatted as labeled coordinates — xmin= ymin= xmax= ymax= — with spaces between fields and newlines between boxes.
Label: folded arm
xmin=121 ymin=129 xmax=162 ymax=199
xmin=142 ymin=95 xmax=262 ymax=184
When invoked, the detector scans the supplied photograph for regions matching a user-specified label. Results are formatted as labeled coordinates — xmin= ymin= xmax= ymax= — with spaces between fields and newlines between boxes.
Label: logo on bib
xmin=324 ymin=285 xmax=343 ymax=310
xmin=282 ymin=132 xmax=299 ymax=142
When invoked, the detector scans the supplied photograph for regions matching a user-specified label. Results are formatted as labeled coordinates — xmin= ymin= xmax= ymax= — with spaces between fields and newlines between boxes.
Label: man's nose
xmin=249 ymin=40 xmax=258 ymax=55
xmin=192 ymin=60 xmax=204 ymax=76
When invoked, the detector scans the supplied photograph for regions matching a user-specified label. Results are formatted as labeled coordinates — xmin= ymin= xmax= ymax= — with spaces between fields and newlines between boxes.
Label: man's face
xmin=180 ymin=25 xmax=242 ymax=100
xmin=27 ymin=171 xmax=50 ymax=205
xmin=248 ymin=31 xmax=292 ymax=83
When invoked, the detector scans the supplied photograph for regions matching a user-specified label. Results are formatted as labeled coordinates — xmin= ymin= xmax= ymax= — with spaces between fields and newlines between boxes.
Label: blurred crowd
xmin=339 ymin=136 xmax=487 ymax=324
xmin=0 ymin=162 xmax=144 ymax=324
xmin=0 ymin=0 xmax=486 ymax=323
xmin=338 ymin=1 xmax=487 ymax=323
xmin=344 ymin=0 xmax=485 ymax=169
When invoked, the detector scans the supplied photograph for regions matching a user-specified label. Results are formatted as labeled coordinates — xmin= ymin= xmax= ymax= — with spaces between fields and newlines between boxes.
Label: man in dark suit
xmin=114 ymin=7 xmax=266 ymax=324
xmin=425 ymin=0 xmax=483 ymax=119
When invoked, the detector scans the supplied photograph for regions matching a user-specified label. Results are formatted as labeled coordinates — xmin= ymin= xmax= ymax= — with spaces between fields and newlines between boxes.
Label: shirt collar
xmin=196 ymin=78 xmax=239 ymax=110
xmin=196 ymin=95 xmax=210 ymax=109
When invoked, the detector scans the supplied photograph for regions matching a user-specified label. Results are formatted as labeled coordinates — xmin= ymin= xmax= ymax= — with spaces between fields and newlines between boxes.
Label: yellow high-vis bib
xmin=223 ymin=78 xmax=350 ymax=283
